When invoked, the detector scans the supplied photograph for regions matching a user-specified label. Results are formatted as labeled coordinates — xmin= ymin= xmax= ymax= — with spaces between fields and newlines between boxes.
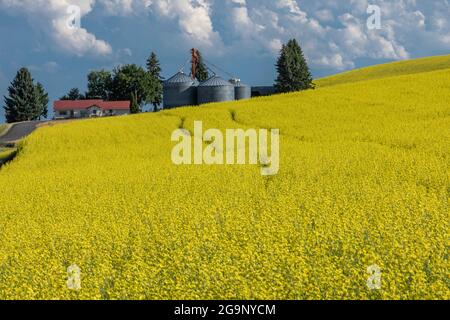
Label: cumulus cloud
xmin=211 ymin=0 xmax=450 ymax=70
xmin=0 ymin=0 xmax=112 ymax=57
xmin=149 ymin=0 xmax=223 ymax=49
xmin=97 ymin=0 xmax=152 ymax=16
xmin=2 ymin=0 xmax=450 ymax=71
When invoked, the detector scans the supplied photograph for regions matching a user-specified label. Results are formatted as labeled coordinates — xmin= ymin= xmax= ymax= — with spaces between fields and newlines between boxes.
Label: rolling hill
xmin=0 ymin=56 xmax=448 ymax=299
xmin=315 ymin=54 xmax=450 ymax=87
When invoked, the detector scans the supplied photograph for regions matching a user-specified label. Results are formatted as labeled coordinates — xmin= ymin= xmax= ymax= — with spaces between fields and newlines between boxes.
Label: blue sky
xmin=1 ymin=0 xmax=449 ymax=121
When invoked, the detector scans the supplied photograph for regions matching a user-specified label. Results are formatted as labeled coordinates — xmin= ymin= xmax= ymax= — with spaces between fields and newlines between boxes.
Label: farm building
xmin=163 ymin=72 xmax=199 ymax=109
xmin=163 ymin=49 xmax=263 ymax=109
xmin=53 ymin=100 xmax=130 ymax=119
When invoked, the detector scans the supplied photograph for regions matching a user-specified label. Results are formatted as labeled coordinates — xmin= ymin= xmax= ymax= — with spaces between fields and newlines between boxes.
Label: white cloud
xmin=315 ymin=9 xmax=334 ymax=22
xmin=2 ymin=0 xmax=450 ymax=71
xmin=276 ymin=0 xmax=305 ymax=17
xmin=268 ymin=38 xmax=283 ymax=54
xmin=0 ymin=0 xmax=112 ymax=57
xmin=150 ymin=0 xmax=222 ymax=49
xmin=97 ymin=0 xmax=152 ymax=16
xmin=210 ymin=0 xmax=450 ymax=70
xmin=229 ymin=0 xmax=246 ymax=5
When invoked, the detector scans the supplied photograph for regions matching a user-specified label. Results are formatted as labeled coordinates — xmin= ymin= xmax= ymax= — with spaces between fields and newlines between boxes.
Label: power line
xmin=203 ymin=58 xmax=236 ymax=79
xmin=178 ymin=58 xmax=191 ymax=73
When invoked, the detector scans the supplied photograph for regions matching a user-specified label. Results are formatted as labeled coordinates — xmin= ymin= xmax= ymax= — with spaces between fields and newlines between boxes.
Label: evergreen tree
xmin=35 ymin=82 xmax=49 ymax=120
xmin=274 ymin=39 xmax=314 ymax=93
xmin=196 ymin=50 xmax=209 ymax=82
xmin=3 ymin=68 xmax=39 ymax=123
xmin=146 ymin=52 xmax=163 ymax=111
xmin=130 ymin=91 xmax=140 ymax=114
xmin=60 ymin=88 xmax=84 ymax=100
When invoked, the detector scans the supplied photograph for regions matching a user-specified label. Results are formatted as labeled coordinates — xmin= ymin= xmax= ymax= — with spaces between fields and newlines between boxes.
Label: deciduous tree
xmin=110 ymin=64 xmax=155 ymax=111
xmin=86 ymin=70 xmax=113 ymax=100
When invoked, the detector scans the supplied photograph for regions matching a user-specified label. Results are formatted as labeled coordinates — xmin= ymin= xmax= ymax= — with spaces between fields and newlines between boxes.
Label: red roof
xmin=54 ymin=100 xmax=130 ymax=111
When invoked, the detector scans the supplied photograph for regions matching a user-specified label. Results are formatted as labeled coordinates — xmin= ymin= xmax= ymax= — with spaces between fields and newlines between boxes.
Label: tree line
xmin=60 ymin=51 xmax=210 ymax=114
xmin=2 ymin=40 xmax=312 ymax=123
xmin=60 ymin=52 xmax=164 ymax=114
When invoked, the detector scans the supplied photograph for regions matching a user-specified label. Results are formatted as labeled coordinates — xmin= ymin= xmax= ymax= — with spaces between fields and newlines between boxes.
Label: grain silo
xmin=163 ymin=71 xmax=198 ymax=109
xmin=197 ymin=75 xmax=235 ymax=105
xmin=229 ymin=79 xmax=251 ymax=100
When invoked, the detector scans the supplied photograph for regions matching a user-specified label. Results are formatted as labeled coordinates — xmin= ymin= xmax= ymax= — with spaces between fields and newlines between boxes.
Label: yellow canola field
xmin=0 ymin=59 xmax=449 ymax=300
xmin=316 ymin=54 xmax=450 ymax=87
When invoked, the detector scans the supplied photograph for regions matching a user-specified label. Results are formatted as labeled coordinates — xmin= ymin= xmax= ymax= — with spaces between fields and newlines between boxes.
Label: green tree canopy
xmin=35 ymin=82 xmax=49 ymax=120
xmin=146 ymin=52 xmax=163 ymax=111
xmin=274 ymin=39 xmax=314 ymax=93
xmin=130 ymin=91 xmax=140 ymax=114
xmin=86 ymin=70 xmax=112 ymax=100
xmin=196 ymin=50 xmax=209 ymax=82
xmin=110 ymin=64 xmax=156 ymax=110
xmin=3 ymin=68 xmax=47 ymax=123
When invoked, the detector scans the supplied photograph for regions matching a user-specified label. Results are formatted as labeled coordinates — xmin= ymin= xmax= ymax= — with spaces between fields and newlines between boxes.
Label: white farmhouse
xmin=53 ymin=100 xmax=130 ymax=119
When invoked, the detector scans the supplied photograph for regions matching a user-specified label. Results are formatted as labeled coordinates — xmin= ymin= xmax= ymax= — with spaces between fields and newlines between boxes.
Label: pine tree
xmin=146 ymin=52 xmax=162 ymax=79
xmin=35 ymin=82 xmax=49 ymax=120
xmin=130 ymin=91 xmax=140 ymax=114
xmin=146 ymin=52 xmax=163 ymax=111
xmin=60 ymin=88 xmax=84 ymax=100
xmin=3 ymin=68 xmax=39 ymax=123
xmin=196 ymin=50 xmax=209 ymax=82
xmin=274 ymin=39 xmax=314 ymax=93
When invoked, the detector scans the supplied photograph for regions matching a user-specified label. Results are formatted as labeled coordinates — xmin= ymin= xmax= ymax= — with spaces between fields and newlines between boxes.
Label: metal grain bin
xmin=163 ymin=72 xmax=198 ymax=109
xmin=229 ymin=78 xmax=251 ymax=101
xmin=234 ymin=84 xmax=252 ymax=100
xmin=197 ymin=76 xmax=235 ymax=105
xmin=234 ymin=83 xmax=251 ymax=100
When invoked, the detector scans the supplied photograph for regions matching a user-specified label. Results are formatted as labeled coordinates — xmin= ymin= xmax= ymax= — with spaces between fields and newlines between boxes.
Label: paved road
xmin=0 ymin=121 xmax=42 ymax=144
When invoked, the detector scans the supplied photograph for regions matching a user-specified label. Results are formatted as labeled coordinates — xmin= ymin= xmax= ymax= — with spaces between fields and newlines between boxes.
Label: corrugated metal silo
xmin=197 ymin=76 xmax=235 ymax=105
xmin=229 ymin=78 xmax=251 ymax=100
xmin=163 ymin=72 xmax=198 ymax=109
xmin=234 ymin=85 xmax=251 ymax=100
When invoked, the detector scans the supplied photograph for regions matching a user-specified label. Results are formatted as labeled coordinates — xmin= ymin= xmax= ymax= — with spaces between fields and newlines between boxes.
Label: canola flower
xmin=0 ymin=57 xmax=448 ymax=299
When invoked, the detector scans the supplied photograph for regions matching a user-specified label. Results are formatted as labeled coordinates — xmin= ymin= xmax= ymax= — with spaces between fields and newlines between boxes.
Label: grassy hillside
xmin=0 ymin=58 xmax=448 ymax=299
xmin=316 ymin=54 xmax=450 ymax=87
